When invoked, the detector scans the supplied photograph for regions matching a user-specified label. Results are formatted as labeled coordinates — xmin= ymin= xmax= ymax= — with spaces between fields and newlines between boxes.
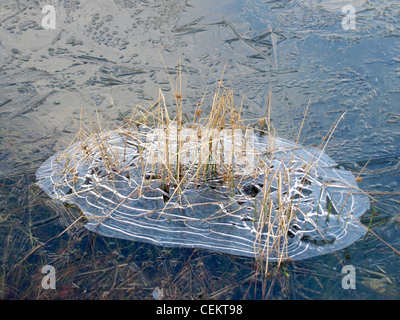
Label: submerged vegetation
xmin=35 ymin=64 xmax=369 ymax=273
xmin=2 ymin=65 xmax=398 ymax=300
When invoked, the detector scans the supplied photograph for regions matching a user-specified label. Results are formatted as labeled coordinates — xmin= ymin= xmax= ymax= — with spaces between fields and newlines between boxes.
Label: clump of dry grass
xmin=49 ymin=64 xmax=304 ymax=273
xmin=34 ymin=62 xmax=374 ymax=291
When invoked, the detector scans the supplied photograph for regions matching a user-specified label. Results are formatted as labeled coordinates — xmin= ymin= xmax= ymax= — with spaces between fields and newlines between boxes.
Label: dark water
xmin=0 ymin=0 xmax=399 ymax=299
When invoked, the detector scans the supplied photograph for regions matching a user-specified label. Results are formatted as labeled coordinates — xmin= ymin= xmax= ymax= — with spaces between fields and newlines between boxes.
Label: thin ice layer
xmin=36 ymin=129 xmax=370 ymax=261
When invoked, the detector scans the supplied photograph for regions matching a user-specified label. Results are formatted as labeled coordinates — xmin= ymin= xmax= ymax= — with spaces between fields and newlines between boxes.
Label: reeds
xmin=51 ymin=81 xmax=287 ymax=270
xmin=34 ymin=61 xmax=373 ymax=284
xmin=1 ymin=61 xmax=386 ymax=300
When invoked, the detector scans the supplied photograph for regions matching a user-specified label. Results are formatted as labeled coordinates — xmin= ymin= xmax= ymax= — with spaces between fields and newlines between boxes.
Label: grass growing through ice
xmin=49 ymin=78 xmax=282 ymax=289
xmin=3 ymin=65 xmax=396 ymax=300
xmin=40 ymin=65 xmax=364 ymax=274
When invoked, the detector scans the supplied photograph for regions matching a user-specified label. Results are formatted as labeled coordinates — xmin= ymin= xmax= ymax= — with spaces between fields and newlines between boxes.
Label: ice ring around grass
xmin=36 ymin=125 xmax=370 ymax=261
